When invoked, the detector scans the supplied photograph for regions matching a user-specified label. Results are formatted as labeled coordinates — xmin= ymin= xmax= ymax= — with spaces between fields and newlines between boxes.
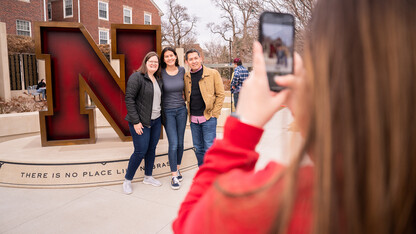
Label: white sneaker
xmin=123 ymin=180 xmax=132 ymax=194
xmin=143 ymin=176 xmax=162 ymax=187
xmin=177 ymin=170 xmax=183 ymax=182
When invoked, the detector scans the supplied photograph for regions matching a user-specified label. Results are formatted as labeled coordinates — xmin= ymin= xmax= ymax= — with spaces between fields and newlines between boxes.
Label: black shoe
xmin=177 ymin=170 xmax=183 ymax=182
xmin=171 ymin=177 xmax=181 ymax=190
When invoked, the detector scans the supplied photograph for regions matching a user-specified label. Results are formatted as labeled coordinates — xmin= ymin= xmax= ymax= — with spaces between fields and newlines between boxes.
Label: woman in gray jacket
xmin=123 ymin=51 xmax=163 ymax=194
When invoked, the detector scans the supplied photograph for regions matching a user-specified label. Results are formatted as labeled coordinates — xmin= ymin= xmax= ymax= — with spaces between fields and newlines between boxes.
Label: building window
xmin=16 ymin=20 xmax=31 ymax=36
xmin=98 ymin=1 xmax=109 ymax=20
xmin=144 ymin=13 xmax=152 ymax=25
xmin=48 ymin=3 xmax=52 ymax=20
xmin=64 ymin=0 xmax=73 ymax=18
xmin=124 ymin=8 xmax=132 ymax=24
xmin=99 ymin=29 xmax=109 ymax=44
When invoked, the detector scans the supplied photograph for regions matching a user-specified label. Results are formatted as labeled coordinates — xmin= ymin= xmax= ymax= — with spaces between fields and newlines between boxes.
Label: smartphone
xmin=259 ymin=12 xmax=295 ymax=92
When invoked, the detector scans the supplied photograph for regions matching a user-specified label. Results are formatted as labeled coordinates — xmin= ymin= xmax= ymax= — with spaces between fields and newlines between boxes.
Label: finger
xmin=274 ymin=74 xmax=296 ymax=88
xmin=293 ymin=52 xmax=304 ymax=75
xmin=252 ymin=41 xmax=267 ymax=81
xmin=269 ymin=90 xmax=279 ymax=97
xmin=270 ymin=89 xmax=290 ymax=108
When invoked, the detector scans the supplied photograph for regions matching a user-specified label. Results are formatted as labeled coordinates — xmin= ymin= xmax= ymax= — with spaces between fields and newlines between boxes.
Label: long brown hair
xmin=273 ymin=0 xmax=416 ymax=233
xmin=160 ymin=47 xmax=179 ymax=69
xmin=135 ymin=51 xmax=161 ymax=77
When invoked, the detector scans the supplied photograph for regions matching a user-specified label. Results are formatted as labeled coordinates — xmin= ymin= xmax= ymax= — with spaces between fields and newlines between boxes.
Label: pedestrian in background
xmin=230 ymin=58 xmax=249 ymax=109
xmin=36 ymin=79 xmax=46 ymax=101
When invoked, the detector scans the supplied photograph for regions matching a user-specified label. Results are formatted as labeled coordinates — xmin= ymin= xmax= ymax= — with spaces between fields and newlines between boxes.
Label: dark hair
xmin=185 ymin=49 xmax=200 ymax=61
xmin=233 ymin=58 xmax=242 ymax=66
xmin=160 ymin=47 xmax=179 ymax=69
xmin=135 ymin=51 xmax=160 ymax=77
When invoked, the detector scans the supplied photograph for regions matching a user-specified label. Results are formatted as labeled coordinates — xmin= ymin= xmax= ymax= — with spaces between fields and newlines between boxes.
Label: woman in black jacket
xmin=123 ymin=51 xmax=163 ymax=194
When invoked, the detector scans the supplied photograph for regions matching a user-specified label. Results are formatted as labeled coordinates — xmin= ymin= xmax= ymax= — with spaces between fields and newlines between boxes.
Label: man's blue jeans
xmin=190 ymin=117 xmax=217 ymax=166
xmin=125 ymin=117 xmax=161 ymax=180
xmin=233 ymin=92 xmax=239 ymax=109
xmin=164 ymin=105 xmax=187 ymax=172
xmin=37 ymin=88 xmax=46 ymax=100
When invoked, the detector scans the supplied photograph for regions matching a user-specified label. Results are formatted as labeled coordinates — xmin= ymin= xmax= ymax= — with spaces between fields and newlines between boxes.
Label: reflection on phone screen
xmin=262 ymin=23 xmax=294 ymax=75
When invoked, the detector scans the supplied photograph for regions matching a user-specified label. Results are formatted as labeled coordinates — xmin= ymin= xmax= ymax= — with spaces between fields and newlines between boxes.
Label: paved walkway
xmin=0 ymin=108 xmax=301 ymax=234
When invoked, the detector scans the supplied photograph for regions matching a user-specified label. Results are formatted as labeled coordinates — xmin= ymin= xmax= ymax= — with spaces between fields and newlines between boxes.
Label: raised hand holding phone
xmin=235 ymin=42 xmax=290 ymax=128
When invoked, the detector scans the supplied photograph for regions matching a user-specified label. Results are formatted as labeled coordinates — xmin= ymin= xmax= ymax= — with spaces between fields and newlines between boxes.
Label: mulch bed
xmin=0 ymin=95 xmax=47 ymax=114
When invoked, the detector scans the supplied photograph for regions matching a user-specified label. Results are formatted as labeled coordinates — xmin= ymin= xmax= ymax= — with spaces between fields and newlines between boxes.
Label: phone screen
xmin=259 ymin=12 xmax=295 ymax=92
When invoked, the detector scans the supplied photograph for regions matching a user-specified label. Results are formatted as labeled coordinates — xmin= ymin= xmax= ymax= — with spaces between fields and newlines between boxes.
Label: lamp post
xmin=229 ymin=37 xmax=232 ymax=64
xmin=229 ymin=37 xmax=234 ymax=112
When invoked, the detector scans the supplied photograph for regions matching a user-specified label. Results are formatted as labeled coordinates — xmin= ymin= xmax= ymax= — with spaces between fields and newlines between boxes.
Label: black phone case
xmin=259 ymin=12 xmax=295 ymax=92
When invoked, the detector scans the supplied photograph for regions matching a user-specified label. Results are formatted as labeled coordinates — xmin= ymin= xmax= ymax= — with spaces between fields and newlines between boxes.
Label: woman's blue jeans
xmin=125 ymin=117 xmax=161 ymax=180
xmin=164 ymin=105 xmax=187 ymax=172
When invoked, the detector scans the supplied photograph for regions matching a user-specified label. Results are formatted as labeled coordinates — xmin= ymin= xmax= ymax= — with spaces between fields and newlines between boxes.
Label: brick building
xmin=48 ymin=0 xmax=162 ymax=44
xmin=0 ymin=0 xmax=46 ymax=37
xmin=0 ymin=0 xmax=162 ymax=43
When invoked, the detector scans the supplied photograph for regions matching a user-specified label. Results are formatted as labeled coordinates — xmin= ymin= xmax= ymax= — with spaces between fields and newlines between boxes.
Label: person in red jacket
xmin=173 ymin=0 xmax=416 ymax=233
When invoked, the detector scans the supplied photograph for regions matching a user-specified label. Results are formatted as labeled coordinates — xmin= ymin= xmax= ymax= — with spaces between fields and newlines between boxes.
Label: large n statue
xmin=35 ymin=22 xmax=161 ymax=146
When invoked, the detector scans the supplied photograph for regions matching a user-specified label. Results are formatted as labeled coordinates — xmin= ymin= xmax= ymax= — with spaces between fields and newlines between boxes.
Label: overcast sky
xmin=152 ymin=0 xmax=225 ymax=48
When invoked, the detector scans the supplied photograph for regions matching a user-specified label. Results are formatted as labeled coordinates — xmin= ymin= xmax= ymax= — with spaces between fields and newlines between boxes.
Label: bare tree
xmin=161 ymin=0 xmax=198 ymax=48
xmin=203 ymin=41 xmax=230 ymax=64
xmin=207 ymin=0 xmax=263 ymax=62
xmin=263 ymin=0 xmax=315 ymax=52
xmin=264 ymin=0 xmax=314 ymax=30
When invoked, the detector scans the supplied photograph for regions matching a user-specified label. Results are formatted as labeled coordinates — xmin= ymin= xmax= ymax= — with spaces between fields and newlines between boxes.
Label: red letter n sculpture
xmin=35 ymin=23 xmax=161 ymax=146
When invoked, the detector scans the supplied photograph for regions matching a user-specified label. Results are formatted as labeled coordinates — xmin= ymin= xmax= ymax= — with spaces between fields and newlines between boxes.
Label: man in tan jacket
xmin=184 ymin=49 xmax=225 ymax=166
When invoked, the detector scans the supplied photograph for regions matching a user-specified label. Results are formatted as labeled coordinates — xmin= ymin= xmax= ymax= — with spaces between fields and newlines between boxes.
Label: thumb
xmin=270 ymin=89 xmax=290 ymax=110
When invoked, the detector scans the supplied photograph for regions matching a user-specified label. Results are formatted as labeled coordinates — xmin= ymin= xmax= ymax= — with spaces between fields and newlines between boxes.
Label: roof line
xmin=149 ymin=0 xmax=164 ymax=16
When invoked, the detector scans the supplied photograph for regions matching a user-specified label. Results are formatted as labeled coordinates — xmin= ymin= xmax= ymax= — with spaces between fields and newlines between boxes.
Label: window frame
xmin=123 ymin=7 xmax=132 ymax=24
xmin=99 ymin=29 xmax=109 ymax=44
xmin=16 ymin=19 xmax=31 ymax=37
xmin=48 ymin=2 xmax=52 ymax=20
xmin=98 ymin=1 xmax=109 ymax=21
xmin=144 ymin=12 xmax=152 ymax=25
xmin=63 ymin=0 xmax=73 ymax=18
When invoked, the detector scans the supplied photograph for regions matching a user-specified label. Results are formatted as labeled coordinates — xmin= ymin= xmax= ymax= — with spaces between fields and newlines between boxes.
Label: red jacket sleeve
xmin=172 ymin=116 xmax=264 ymax=233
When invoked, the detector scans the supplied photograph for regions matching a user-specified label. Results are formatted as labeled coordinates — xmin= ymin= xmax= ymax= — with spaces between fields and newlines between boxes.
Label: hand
xmin=134 ymin=123 xmax=144 ymax=135
xmin=274 ymin=52 xmax=309 ymax=136
xmin=235 ymin=41 xmax=290 ymax=128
